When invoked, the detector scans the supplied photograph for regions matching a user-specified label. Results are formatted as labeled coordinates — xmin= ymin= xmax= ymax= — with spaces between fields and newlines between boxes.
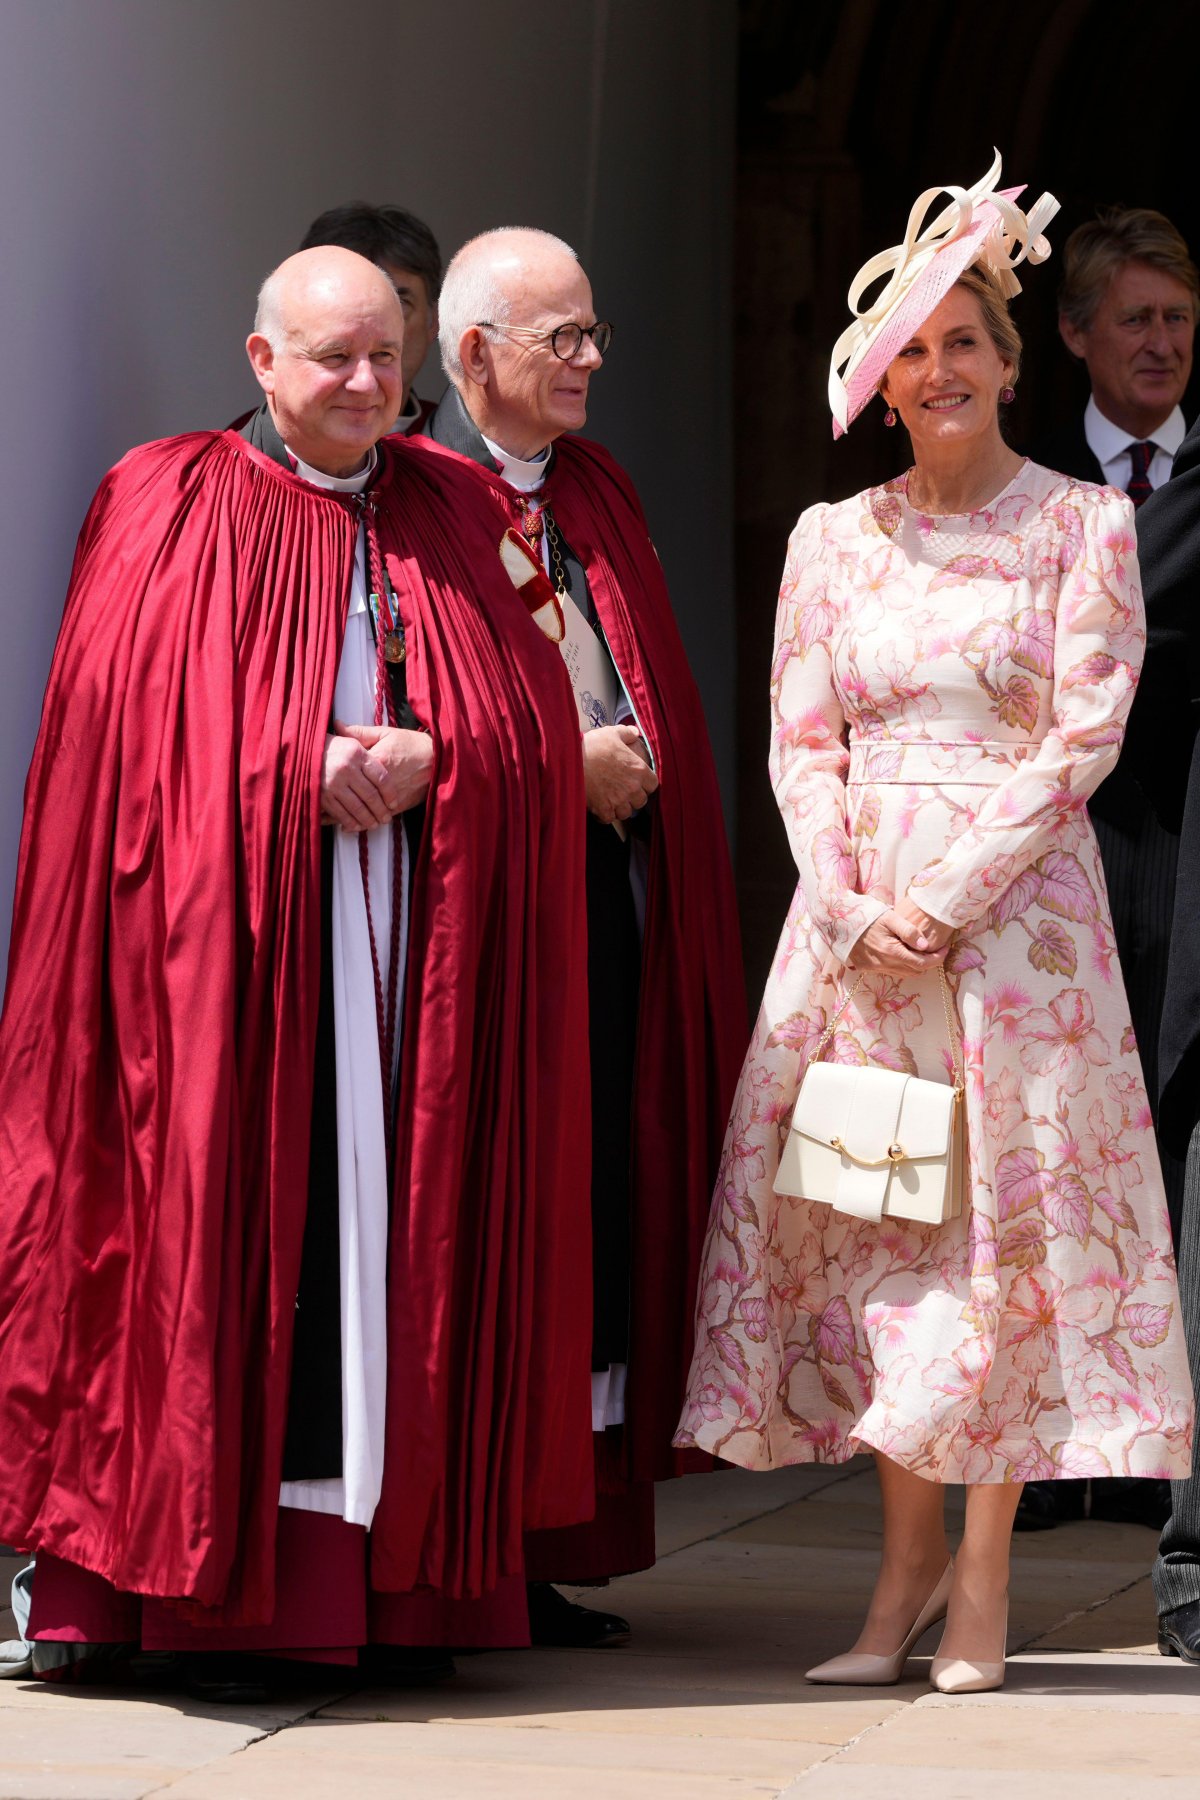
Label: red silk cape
xmin=0 ymin=429 xmax=592 ymax=1623
xmin=410 ymin=430 xmax=748 ymax=1481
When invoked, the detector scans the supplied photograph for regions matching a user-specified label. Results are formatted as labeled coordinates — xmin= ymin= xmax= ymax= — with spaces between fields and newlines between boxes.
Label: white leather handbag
xmin=774 ymin=967 xmax=964 ymax=1226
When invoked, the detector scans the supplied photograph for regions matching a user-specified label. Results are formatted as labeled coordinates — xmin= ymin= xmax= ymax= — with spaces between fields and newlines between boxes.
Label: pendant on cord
xmin=383 ymin=629 xmax=406 ymax=664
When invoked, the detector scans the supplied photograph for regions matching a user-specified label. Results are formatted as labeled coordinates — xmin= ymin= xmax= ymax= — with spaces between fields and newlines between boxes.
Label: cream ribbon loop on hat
xmin=828 ymin=150 xmax=1060 ymax=436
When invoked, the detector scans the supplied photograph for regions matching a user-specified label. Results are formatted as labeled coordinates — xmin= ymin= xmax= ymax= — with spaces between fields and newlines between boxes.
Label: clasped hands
xmin=320 ymin=718 xmax=433 ymax=830
xmin=583 ymin=724 xmax=659 ymax=824
xmin=848 ymin=896 xmax=953 ymax=976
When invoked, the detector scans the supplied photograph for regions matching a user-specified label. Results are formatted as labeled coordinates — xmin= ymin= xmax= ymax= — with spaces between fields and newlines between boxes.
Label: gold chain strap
xmin=812 ymin=965 xmax=964 ymax=1095
xmin=543 ymin=508 xmax=570 ymax=599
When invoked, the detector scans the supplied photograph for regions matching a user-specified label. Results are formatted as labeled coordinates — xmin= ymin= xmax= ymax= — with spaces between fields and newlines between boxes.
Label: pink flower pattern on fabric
xmin=675 ymin=464 xmax=1193 ymax=1484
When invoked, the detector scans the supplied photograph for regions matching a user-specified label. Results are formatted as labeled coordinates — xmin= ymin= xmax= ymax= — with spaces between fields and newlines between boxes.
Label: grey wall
xmin=0 ymin=0 xmax=735 ymax=975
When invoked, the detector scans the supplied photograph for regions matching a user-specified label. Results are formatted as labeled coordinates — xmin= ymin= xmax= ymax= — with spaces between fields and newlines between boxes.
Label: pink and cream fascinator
xmin=828 ymin=149 xmax=1060 ymax=439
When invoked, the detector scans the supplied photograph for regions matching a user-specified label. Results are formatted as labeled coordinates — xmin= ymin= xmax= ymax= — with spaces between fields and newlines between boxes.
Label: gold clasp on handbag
xmin=829 ymin=1135 xmax=907 ymax=1168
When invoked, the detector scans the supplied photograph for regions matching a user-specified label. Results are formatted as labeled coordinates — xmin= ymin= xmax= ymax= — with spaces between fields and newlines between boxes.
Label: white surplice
xmin=279 ymin=447 xmax=406 ymax=1528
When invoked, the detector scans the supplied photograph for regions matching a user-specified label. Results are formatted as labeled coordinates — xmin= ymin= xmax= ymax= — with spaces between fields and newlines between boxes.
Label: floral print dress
xmin=676 ymin=463 xmax=1193 ymax=1484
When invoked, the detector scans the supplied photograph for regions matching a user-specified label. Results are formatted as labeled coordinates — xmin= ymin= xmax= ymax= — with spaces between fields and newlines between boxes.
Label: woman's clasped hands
xmin=847 ymin=895 xmax=953 ymax=975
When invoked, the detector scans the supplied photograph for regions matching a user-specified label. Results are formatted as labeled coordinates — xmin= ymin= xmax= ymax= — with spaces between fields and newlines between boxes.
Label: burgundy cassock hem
xmin=523 ymin=1478 xmax=656 ymax=1584
xmin=29 ymin=1510 xmax=531 ymax=1661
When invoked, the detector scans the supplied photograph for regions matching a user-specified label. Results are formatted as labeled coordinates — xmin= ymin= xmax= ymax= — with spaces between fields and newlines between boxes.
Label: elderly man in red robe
xmin=418 ymin=227 xmax=747 ymax=1647
xmin=0 ymin=247 xmax=593 ymax=1691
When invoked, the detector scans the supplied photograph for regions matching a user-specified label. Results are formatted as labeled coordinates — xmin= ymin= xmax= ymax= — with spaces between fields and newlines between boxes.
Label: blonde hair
xmin=1058 ymin=207 xmax=1200 ymax=332
xmin=956 ymin=263 xmax=1022 ymax=384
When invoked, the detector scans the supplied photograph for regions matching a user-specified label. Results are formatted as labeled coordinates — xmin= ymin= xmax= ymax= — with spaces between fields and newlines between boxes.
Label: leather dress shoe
xmin=358 ymin=1646 xmax=457 ymax=1686
xmin=1089 ymin=1478 xmax=1171 ymax=1529
xmin=806 ymin=1561 xmax=952 ymax=1686
xmin=1013 ymin=1481 xmax=1085 ymax=1532
xmin=179 ymin=1654 xmax=275 ymax=1704
xmin=526 ymin=1581 xmax=631 ymax=1648
xmin=930 ymin=1596 xmax=1008 ymax=1695
xmin=1158 ymin=1598 xmax=1200 ymax=1664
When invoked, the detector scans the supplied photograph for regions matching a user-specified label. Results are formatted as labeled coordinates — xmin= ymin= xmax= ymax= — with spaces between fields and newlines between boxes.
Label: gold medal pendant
xmin=383 ymin=630 xmax=406 ymax=664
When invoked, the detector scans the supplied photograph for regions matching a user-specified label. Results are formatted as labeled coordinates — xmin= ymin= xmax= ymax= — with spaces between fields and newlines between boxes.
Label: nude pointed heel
xmin=805 ymin=1560 xmax=953 ymax=1685
xmin=930 ymin=1596 xmax=1008 ymax=1694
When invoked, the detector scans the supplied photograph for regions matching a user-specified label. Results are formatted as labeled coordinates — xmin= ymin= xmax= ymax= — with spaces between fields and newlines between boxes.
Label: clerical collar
xmin=288 ymin=445 xmax=378 ymax=493
xmin=480 ymin=432 xmax=551 ymax=493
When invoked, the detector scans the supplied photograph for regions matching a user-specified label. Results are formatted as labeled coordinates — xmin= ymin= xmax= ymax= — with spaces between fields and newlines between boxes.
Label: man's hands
xmin=847 ymin=896 xmax=953 ymax=976
xmin=582 ymin=725 xmax=659 ymax=823
xmin=320 ymin=719 xmax=433 ymax=830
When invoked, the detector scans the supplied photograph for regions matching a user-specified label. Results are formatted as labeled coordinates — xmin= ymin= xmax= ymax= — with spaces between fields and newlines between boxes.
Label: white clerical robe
xmin=279 ymin=448 xmax=406 ymax=1527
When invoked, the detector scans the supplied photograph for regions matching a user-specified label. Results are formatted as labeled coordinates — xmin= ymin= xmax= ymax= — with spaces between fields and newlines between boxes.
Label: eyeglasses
xmin=475 ymin=320 xmax=614 ymax=361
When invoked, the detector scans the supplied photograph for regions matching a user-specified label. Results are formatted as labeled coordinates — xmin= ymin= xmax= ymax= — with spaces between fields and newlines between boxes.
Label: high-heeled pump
xmin=930 ymin=1595 xmax=1008 ymax=1694
xmin=805 ymin=1560 xmax=953 ymax=1685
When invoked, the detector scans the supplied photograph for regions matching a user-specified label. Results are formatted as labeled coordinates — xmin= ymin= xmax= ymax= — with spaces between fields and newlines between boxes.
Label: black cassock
xmin=429 ymin=390 xmax=642 ymax=1373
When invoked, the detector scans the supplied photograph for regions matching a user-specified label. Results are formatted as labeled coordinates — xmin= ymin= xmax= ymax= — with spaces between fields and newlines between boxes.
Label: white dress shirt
xmin=1084 ymin=395 xmax=1186 ymax=493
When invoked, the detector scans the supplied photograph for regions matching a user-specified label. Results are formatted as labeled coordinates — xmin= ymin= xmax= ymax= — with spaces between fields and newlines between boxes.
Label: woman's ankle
xmin=878 ymin=1540 xmax=951 ymax=1591
xmin=949 ymin=1543 xmax=1010 ymax=1597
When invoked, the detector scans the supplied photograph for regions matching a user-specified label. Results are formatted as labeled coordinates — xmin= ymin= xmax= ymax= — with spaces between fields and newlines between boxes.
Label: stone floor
xmin=3 ymin=1459 xmax=1197 ymax=1798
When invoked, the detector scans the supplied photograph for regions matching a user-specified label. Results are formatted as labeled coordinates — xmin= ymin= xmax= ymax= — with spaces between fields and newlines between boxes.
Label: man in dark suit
xmin=1021 ymin=208 xmax=1199 ymax=1533
xmin=1129 ymin=413 xmax=1200 ymax=1659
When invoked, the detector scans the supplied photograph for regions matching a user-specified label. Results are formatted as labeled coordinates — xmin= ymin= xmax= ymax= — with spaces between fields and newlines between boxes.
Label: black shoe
xmin=526 ymin=1582 xmax=630 ymax=1648
xmin=1089 ymin=1477 xmax=1172 ymax=1529
xmin=358 ymin=1646 xmax=457 ymax=1686
xmin=1158 ymin=1597 xmax=1200 ymax=1663
xmin=180 ymin=1654 xmax=272 ymax=1704
xmin=1013 ymin=1480 xmax=1086 ymax=1532
xmin=29 ymin=1640 xmax=139 ymax=1685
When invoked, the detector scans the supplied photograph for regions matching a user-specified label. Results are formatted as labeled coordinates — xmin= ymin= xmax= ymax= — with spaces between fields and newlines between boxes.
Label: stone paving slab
xmin=653 ymin=1463 xmax=855 ymax=1557
xmin=780 ymin=1769 xmax=1200 ymax=1800
xmin=324 ymin=1668 xmax=916 ymax=1742
xmin=161 ymin=1716 xmax=816 ymax=1798
xmin=0 ymin=1695 xmax=294 ymax=1799
xmin=0 ymin=1682 xmax=352 ymax=1799
xmin=0 ymin=1466 xmax=1186 ymax=1798
xmin=1025 ymin=1575 xmax=1159 ymax=1652
xmin=836 ymin=1692 xmax=1200 ymax=1773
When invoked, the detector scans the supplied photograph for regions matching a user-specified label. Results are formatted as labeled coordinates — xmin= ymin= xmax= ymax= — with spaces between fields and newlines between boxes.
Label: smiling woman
xmin=879 ymin=266 xmax=1024 ymax=512
xmin=675 ymin=155 xmax=1194 ymax=1701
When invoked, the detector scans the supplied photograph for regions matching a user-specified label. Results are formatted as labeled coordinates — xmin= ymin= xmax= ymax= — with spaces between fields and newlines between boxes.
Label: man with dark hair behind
xmin=1021 ymin=207 xmax=1200 ymax=1534
xmin=300 ymin=203 xmax=442 ymax=432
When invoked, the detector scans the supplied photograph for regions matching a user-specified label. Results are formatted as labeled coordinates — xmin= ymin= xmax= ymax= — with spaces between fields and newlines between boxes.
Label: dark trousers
xmin=1092 ymin=806 xmax=1185 ymax=1237
xmin=1154 ymin=1118 xmax=1200 ymax=1615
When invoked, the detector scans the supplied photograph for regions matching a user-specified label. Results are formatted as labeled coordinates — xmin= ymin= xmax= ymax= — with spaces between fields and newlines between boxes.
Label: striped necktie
xmin=1127 ymin=440 xmax=1154 ymax=508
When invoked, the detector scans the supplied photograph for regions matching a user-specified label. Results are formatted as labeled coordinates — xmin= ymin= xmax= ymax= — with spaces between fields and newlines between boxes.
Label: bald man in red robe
xmin=419 ymin=226 xmax=747 ymax=1647
xmin=0 ymin=248 xmax=592 ymax=1689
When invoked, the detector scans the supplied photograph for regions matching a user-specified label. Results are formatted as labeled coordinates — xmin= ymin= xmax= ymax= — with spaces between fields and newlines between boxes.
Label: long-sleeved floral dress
xmin=676 ymin=462 xmax=1194 ymax=1484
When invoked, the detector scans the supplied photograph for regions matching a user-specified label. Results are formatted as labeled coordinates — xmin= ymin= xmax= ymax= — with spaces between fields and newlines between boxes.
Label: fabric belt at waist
xmin=847 ymin=738 xmax=1037 ymax=786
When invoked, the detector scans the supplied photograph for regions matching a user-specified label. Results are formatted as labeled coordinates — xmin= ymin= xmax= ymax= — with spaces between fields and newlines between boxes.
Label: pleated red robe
xmin=409 ymin=429 xmax=748 ymax=1486
xmin=0 ymin=428 xmax=593 ymax=1625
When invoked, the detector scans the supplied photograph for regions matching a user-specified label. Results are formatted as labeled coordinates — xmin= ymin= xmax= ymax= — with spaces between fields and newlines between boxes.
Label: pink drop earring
xmin=1000 ymin=386 xmax=1016 ymax=404
xmin=883 ymin=407 xmax=897 ymax=428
